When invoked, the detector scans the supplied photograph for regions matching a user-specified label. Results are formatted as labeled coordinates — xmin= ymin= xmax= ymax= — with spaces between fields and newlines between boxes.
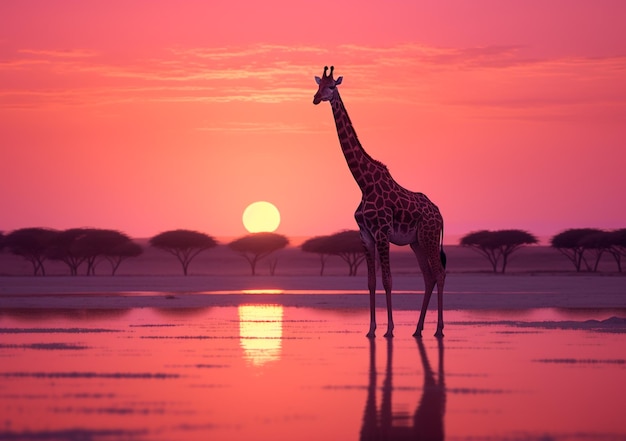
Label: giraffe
xmin=313 ymin=66 xmax=446 ymax=338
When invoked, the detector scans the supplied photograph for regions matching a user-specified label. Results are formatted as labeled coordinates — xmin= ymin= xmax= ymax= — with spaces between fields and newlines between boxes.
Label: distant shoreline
xmin=1 ymin=273 xmax=624 ymax=311
xmin=1 ymin=245 xmax=624 ymax=278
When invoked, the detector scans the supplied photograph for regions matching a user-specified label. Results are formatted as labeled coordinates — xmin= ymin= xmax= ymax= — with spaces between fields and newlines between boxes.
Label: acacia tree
xmin=45 ymin=228 xmax=91 ymax=275
xmin=607 ymin=229 xmax=626 ymax=272
xmin=104 ymin=240 xmax=143 ymax=275
xmin=301 ymin=235 xmax=333 ymax=275
xmin=4 ymin=227 xmax=59 ymax=275
xmin=579 ymin=231 xmax=613 ymax=272
xmin=461 ymin=229 xmax=538 ymax=273
xmin=327 ymin=230 xmax=366 ymax=276
xmin=73 ymin=229 xmax=139 ymax=275
xmin=228 ymin=232 xmax=289 ymax=276
xmin=150 ymin=230 xmax=218 ymax=276
xmin=75 ymin=229 xmax=141 ymax=275
xmin=550 ymin=228 xmax=604 ymax=272
xmin=301 ymin=231 xmax=366 ymax=276
xmin=45 ymin=228 xmax=141 ymax=276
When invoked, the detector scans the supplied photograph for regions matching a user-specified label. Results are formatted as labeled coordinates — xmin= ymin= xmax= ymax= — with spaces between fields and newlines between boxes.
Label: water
xmin=0 ymin=306 xmax=625 ymax=440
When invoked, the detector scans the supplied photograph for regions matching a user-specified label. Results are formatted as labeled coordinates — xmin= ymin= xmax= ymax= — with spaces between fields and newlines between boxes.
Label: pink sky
xmin=1 ymin=1 xmax=625 ymax=243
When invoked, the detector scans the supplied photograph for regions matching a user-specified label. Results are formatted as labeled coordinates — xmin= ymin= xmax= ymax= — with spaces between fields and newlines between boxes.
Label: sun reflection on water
xmin=238 ymin=304 xmax=284 ymax=366
xmin=240 ymin=289 xmax=284 ymax=294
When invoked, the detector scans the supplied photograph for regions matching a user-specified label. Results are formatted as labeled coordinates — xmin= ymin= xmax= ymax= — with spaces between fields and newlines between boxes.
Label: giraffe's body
xmin=314 ymin=66 xmax=446 ymax=338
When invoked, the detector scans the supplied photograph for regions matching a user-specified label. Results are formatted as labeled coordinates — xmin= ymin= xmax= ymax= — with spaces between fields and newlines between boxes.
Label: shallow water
xmin=0 ymin=305 xmax=625 ymax=441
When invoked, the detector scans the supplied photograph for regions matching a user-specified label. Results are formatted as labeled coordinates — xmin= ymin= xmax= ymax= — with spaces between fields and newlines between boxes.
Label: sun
xmin=242 ymin=201 xmax=281 ymax=233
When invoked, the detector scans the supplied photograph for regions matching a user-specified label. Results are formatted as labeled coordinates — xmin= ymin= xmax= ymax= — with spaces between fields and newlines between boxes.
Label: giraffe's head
xmin=313 ymin=66 xmax=343 ymax=105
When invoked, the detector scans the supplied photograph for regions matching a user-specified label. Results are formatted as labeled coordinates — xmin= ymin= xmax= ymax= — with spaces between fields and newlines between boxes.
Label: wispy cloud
xmin=18 ymin=48 xmax=98 ymax=58
xmin=1 ymin=42 xmax=625 ymax=120
xmin=196 ymin=121 xmax=326 ymax=134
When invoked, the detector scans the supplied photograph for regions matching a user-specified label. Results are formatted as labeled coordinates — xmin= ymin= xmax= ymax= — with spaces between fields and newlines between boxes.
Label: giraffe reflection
xmin=360 ymin=338 xmax=446 ymax=440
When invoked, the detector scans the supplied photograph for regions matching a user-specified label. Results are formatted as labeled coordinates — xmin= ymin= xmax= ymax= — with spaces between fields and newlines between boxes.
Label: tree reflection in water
xmin=361 ymin=338 xmax=446 ymax=440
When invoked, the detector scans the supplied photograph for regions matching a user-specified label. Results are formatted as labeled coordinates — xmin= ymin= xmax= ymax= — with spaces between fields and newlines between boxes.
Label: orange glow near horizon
xmin=1 ymin=2 xmax=625 ymax=242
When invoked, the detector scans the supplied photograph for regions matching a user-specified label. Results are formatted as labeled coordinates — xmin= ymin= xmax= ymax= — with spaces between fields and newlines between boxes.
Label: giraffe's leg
xmin=434 ymin=265 xmax=446 ymax=338
xmin=363 ymin=236 xmax=377 ymax=338
xmin=411 ymin=242 xmax=435 ymax=338
xmin=425 ymin=238 xmax=446 ymax=337
xmin=377 ymin=240 xmax=394 ymax=338
xmin=416 ymin=281 xmax=436 ymax=338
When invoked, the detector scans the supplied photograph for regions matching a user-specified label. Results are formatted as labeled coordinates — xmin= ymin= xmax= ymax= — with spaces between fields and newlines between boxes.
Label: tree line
xmin=0 ymin=227 xmax=291 ymax=277
xmin=460 ymin=228 xmax=626 ymax=273
xmin=1 ymin=226 xmax=625 ymax=276
xmin=305 ymin=228 xmax=626 ymax=274
xmin=1 ymin=228 xmax=142 ymax=276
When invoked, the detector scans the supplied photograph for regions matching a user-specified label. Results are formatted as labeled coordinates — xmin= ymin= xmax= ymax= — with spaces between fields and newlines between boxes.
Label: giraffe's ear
xmin=315 ymin=76 xmax=322 ymax=85
xmin=335 ymin=76 xmax=343 ymax=85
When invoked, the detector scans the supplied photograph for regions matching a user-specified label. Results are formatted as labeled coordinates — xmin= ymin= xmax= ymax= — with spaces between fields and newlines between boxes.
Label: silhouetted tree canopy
xmin=46 ymin=228 xmax=91 ymax=275
xmin=4 ymin=227 xmax=59 ymax=275
xmin=607 ymin=229 xmax=626 ymax=272
xmin=327 ymin=230 xmax=366 ymax=276
xmin=43 ymin=228 xmax=137 ymax=275
xmin=77 ymin=229 xmax=136 ymax=275
xmin=550 ymin=228 xmax=604 ymax=272
xmin=460 ymin=229 xmax=538 ymax=273
xmin=610 ymin=228 xmax=626 ymax=247
xmin=228 ymin=232 xmax=289 ymax=275
xmin=579 ymin=231 xmax=614 ymax=272
xmin=301 ymin=235 xmax=333 ymax=275
xmin=103 ymin=240 xmax=143 ymax=275
xmin=301 ymin=230 xmax=365 ymax=276
xmin=150 ymin=229 xmax=218 ymax=276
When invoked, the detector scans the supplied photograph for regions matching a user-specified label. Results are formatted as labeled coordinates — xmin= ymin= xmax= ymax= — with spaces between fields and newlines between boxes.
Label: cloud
xmin=18 ymin=49 xmax=98 ymax=58
xmin=196 ymin=121 xmax=326 ymax=134
xmin=335 ymin=43 xmax=526 ymax=68
xmin=1 ymin=42 xmax=625 ymax=118
xmin=170 ymin=44 xmax=327 ymax=61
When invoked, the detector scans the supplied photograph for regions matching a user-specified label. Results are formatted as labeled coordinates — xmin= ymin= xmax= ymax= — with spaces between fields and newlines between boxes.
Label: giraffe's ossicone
xmin=314 ymin=66 xmax=447 ymax=338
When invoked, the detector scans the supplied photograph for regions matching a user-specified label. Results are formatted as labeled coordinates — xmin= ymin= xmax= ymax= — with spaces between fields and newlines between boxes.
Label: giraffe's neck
xmin=330 ymin=90 xmax=386 ymax=192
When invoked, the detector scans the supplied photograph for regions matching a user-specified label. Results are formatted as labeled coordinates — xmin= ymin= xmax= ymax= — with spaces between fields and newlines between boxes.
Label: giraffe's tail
xmin=439 ymin=223 xmax=447 ymax=270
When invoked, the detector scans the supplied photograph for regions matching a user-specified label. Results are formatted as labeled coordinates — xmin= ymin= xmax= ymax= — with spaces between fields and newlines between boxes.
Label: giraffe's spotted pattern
xmin=331 ymin=96 xmax=444 ymax=250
